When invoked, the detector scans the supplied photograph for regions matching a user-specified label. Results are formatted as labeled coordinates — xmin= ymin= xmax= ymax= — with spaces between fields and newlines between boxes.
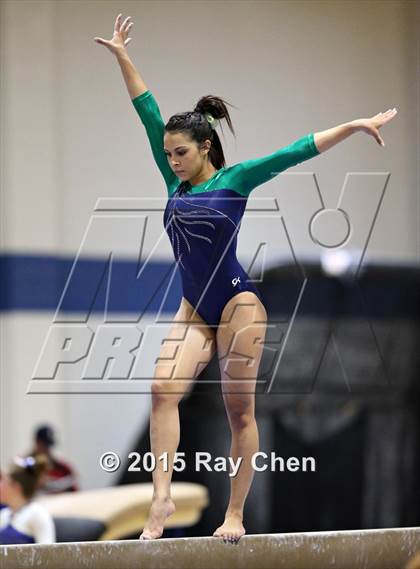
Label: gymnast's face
xmin=0 ymin=473 xmax=20 ymax=503
xmin=164 ymin=131 xmax=212 ymax=183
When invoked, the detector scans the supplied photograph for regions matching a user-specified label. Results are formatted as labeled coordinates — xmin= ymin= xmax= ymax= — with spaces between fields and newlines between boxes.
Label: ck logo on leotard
xmin=231 ymin=276 xmax=241 ymax=287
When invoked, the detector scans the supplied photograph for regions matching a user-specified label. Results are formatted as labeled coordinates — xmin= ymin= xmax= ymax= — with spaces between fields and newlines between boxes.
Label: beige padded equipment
xmin=36 ymin=482 xmax=209 ymax=540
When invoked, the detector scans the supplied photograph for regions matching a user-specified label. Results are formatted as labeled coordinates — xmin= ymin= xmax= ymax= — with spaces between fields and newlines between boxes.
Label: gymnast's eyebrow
xmin=164 ymin=146 xmax=188 ymax=153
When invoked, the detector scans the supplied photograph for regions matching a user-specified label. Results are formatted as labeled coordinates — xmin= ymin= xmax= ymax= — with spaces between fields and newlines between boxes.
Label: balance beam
xmin=1 ymin=527 xmax=419 ymax=569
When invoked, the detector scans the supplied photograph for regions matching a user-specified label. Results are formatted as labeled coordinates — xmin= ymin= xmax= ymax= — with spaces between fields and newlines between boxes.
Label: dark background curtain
xmin=118 ymin=263 xmax=420 ymax=536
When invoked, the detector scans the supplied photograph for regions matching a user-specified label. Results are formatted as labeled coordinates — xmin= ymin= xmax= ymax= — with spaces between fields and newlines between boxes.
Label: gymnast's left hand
xmin=351 ymin=108 xmax=398 ymax=147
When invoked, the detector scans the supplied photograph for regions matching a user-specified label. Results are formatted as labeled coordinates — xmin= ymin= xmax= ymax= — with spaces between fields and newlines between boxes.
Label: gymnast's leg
xmin=140 ymin=297 xmax=216 ymax=540
xmin=213 ymin=291 xmax=267 ymax=544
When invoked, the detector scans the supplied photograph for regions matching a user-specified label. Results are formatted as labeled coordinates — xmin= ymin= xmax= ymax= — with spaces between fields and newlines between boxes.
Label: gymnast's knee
xmin=151 ymin=378 xmax=186 ymax=406
xmin=224 ymin=399 xmax=255 ymax=430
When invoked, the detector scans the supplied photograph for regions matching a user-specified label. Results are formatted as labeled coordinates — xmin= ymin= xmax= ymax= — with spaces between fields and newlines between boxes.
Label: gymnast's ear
xmin=200 ymin=139 xmax=212 ymax=155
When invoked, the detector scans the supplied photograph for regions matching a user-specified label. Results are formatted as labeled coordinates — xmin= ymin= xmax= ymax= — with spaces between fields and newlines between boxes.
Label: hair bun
xmin=14 ymin=455 xmax=36 ymax=469
xmin=205 ymin=112 xmax=219 ymax=130
xmin=13 ymin=453 xmax=48 ymax=474
xmin=165 ymin=94 xmax=235 ymax=171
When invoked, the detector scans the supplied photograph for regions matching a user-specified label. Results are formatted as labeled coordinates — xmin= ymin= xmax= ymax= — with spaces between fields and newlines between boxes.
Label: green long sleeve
xmin=226 ymin=133 xmax=320 ymax=197
xmin=131 ymin=91 xmax=177 ymax=194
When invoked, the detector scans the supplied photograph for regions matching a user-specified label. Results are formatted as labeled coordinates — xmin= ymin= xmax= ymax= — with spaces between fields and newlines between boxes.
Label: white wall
xmin=1 ymin=0 xmax=418 ymax=489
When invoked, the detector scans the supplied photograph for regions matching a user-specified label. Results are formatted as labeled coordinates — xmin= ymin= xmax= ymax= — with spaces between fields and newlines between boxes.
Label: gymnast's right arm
xmin=94 ymin=13 xmax=176 ymax=193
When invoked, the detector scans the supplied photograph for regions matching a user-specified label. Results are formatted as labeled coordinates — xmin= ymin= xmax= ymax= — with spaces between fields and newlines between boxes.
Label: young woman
xmin=94 ymin=14 xmax=397 ymax=543
xmin=0 ymin=455 xmax=56 ymax=544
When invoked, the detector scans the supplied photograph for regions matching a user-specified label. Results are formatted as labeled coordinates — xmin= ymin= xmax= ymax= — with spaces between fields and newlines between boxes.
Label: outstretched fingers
xmin=114 ymin=13 xmax=122 ymax=33
xmin=94 ymin=37 xmax=110 ymax=47
xmin=120 ymin=16 xmax=132 ymax=33
xmin=122 ymin=21 xmax=134 ymax=44
xmin=377 ymin=108 xmax=398 ymax=126
xmin=94 ymin=13 xmax=134 ymax=52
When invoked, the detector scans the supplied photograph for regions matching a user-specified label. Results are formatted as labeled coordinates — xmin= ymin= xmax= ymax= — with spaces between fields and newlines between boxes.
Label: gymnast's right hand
xmin=94 ymin=13 xmax=133 ymax=55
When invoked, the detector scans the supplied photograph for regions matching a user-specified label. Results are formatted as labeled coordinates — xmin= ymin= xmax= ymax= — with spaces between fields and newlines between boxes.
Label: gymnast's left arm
xmin=313 ymin=107 xmax=398 ymax=153
xmin=230 ymin=106 xmax=398 ymax=196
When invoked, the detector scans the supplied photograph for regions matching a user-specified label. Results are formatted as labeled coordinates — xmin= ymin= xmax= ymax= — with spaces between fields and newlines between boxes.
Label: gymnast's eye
xmin=164 ymin=149 xmax=188 ymax=157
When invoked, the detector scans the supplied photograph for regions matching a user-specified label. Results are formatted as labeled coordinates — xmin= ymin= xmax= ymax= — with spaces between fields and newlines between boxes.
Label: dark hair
xmin=35 ymin=424 xmax=55 ymax=447
xmin=10 ymin=454 xmax=48 ymax=499
xmin=165 ymin=95 xmax=236 ymax=170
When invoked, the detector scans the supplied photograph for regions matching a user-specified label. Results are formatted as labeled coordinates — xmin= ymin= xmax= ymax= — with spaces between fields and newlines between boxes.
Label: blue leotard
xmin=0 ymin=502 xmax=55 ymax=544
xmin=132 ymin=91 xmax=320 ymax=327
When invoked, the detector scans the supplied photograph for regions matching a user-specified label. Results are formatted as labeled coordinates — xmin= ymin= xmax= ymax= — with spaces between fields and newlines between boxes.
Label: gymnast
xmin=94 ymin=13 xmax=397 ymax=544
xmin=0 ymin=455 xmax=55 ymax=544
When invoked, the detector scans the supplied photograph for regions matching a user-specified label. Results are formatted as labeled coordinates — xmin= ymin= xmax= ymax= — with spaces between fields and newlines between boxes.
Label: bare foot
xmin=139 ymin=497 xmax=176 ymax=540
xmin=213 ymin=512 xmax=245 ymax=544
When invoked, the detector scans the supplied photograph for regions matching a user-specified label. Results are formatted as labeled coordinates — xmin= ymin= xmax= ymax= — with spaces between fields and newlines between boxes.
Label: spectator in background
xmin=31 ymin=424 xmax=79 ymax=495
xmin=0 ymin=454 xmax=56 ymax=544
